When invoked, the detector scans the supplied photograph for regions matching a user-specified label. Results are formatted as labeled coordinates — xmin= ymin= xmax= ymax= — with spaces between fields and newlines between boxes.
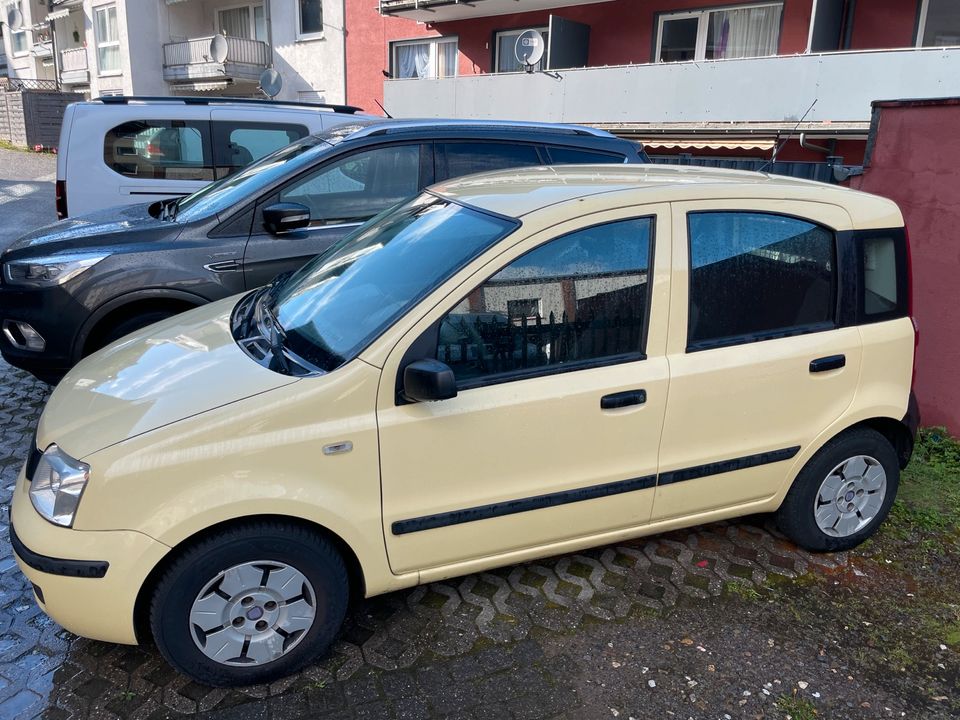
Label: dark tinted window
xmin=688 ymin=212 xmax=835 ymax=348
xmin=438 ymin=218 xmax=652 ymax=385
xmin=547 ymin=146 xmax=624 ymax=164
xmin=103 ymin=120 xmax=212 ymax=180
xmin=213 ymin=121 xmax=309 ymax=178
xmin=437 ymin=142 xmax=541 ymax=181
xmin=861 ymin=233 xmax=908 ymax=319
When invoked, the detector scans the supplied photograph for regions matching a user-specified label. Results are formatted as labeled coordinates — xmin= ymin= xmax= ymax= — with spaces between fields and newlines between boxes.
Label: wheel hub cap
xmin=813 ymin=454 xmax=887 ymax=538
xmin=189 ymin=561 xmax=316 ymax=666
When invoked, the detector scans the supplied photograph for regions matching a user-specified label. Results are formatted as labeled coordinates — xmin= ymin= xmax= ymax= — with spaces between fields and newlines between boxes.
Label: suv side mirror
xmin=403 ymin=359 xmax=457 ymax=402
xmin=263 ymin=203 xmax=310 ymax=234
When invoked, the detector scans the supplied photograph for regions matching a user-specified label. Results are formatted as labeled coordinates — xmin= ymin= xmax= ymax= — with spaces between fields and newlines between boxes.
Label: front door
xmin=653 ymin=200 xmax=862 ymax=522
xmin=377 ymin=207 xmax=672 ymax=575
xmin=242 ymin=142 xmax=429 ymax=289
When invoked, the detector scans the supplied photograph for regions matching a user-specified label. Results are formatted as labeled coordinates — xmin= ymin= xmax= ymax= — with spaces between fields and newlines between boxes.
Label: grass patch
xmin=775 ymin=693 xmax=817 ymax=720
xmin=889 ymin=427 xmax=960 ymax=539
xmin=724 ymin=580 xmax=761 ymax=601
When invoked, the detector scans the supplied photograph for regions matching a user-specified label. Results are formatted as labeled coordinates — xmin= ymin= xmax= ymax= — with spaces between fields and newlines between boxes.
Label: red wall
xmin=847 ymin=100 xmax=960 ymax=432
xmin=849 ymin=0 xmax=919 ymax=50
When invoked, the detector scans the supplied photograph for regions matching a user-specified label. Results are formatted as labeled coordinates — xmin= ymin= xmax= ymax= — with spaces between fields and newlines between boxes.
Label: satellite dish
xmin=514 ymin=29 xmax=545 ymax=71
xmin=6 ymin=6 xmax=23 ymax=31
xmin=259 ymin=68 xmax=283 ymax=99
xmin=209 ymin=34 xmax=229 ymax=63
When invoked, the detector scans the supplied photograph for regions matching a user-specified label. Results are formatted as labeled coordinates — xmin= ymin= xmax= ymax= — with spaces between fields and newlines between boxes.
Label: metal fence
xmin=163 ymin=36 xmax=270 ymax=67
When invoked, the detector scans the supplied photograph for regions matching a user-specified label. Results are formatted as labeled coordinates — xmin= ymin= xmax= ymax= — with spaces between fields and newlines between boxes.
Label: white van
xmin=55 ymin=96 xmax=374 ymax=219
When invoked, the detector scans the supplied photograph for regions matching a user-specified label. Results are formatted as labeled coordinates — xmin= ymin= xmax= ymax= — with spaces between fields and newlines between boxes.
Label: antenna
xmin=5 ymin=5 xmax=23 ymax=30
xmin=759 ymin=98 xmax=818 ymax=173
xmin=515 ymin=29 xmax=545 ymax=73
xmin=374 ymin=98 xmax=392 ymax=118
xmin=209 ymin=34 xmax=229 ymax=64
xmin=258 ymin=68 xmax=283 ymax=99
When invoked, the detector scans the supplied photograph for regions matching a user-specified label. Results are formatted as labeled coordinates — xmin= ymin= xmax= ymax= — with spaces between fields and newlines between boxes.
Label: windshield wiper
xmin=257 ymin=293 xmax=290 ymax=374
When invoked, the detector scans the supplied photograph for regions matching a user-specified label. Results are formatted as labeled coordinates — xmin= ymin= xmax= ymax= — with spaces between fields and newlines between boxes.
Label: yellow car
xmin=10 ymin=165 xmax=918 ymax=686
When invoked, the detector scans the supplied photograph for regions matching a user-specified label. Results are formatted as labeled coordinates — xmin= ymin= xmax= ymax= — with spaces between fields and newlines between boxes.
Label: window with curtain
xmin=919 ymin=0 xmax=960 ymax=47
xmin=392 ymin=38 xmax=458 ymax=79
xmin=95 ymin=5 xmax=120 ymax=74
xmin=495 ymin=28 xmax=549 ymax=72
xmin=218 ymin=7 xmax=251 ymax=38
xmin=299 ymin=0 xmax=323 ymax=37
xmin=657 ymin=2 xmax=783 ymax=62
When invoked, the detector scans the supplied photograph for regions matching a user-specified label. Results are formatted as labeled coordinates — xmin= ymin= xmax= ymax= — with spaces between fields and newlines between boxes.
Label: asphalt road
xmin=0 ymin=148 xmax=57 ymax=252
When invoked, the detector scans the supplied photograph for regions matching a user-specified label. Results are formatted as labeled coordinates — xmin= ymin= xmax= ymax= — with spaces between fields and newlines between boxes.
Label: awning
xmin=45 ymin=9 xmax=71 ymax=20
xmin=643 ymin=139 xmax=776 ymax=150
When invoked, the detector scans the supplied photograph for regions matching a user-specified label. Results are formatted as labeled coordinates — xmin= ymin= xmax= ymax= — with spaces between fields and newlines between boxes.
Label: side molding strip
xmin=391 ymin=446 xmax=801 ymax=535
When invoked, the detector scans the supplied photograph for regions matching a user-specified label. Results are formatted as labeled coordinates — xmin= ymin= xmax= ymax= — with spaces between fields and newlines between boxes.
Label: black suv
xmin=0 ymin=119 xmax=646 ymax=383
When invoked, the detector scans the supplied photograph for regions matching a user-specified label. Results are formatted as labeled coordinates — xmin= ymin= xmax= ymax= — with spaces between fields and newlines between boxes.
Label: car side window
xmin=436 ymin=142 xmax=542 ymax=181
xmin=546 ymin=146 xmax=625 ymax=164
xmin=437 ymin=218 xmax=653 ymax=387
xmin=103 ymin=120 xmax=213 ymax=180
xmin=277 ymin=144 xmax=421 ymax=226
xmin=212 ymin=122 xmax=309 ymax=179
xmin=687 ymin=211 xmax=836 ymax=350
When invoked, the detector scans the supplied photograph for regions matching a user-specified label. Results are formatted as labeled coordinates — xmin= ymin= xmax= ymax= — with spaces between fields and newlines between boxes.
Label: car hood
xmin=4 ymin=203 xmax=174 ymax=257
xmin=37 ymin=296 xmax=299 ymax=459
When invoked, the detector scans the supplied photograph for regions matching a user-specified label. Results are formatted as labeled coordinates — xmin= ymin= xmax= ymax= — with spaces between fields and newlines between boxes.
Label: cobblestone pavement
xmin=0 ymin=147 xmax=57 ymax=251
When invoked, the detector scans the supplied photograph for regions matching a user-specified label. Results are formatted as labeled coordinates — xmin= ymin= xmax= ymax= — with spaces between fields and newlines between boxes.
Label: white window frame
xmin=916 ymin=0 xmax=960 ymax=48
xmin=94 ymin=4 xmax=121 ymax=76
xmin=9 ymin=1 xmax=28 ymax=57
xmin=493 ymin=26 xmax=548 ymax=73
xmin=216 ymin=3 xmax=265 ymax=41
xmin=296 ymin=0 xmax=324 ymax=42
xmin=390 ymin=37 xmax=459 ymax=79
xmin=655 ymin=1 xmax=783 ymax=63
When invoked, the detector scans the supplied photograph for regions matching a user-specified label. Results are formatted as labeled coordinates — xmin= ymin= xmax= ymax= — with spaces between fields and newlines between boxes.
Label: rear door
xmin=653 ymin=200 xmax=862 ymax=522
xmin=242 ymin=141 xmax=430 ymax=288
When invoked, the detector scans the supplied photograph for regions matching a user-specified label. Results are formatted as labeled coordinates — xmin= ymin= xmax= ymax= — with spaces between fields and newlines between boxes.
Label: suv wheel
xmin=98 ymin=310 xmax=177 ymax=350
xmin=776 ymin=428 xmax=900 ymax=552
xmin=150 ymin=522 xmax=349 ymax=686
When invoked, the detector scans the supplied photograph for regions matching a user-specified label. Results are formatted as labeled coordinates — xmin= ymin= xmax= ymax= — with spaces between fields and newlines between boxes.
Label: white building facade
xmin=0 ymin=0 xmax=346 ymax=103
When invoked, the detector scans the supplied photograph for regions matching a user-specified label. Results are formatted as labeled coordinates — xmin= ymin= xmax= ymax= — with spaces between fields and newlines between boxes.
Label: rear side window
xmin=546 ymin=146 xmax=625 ymax=164
xmin=437 ymin=142 xmax=542 ymax=181
xmin=687 ymin=212 xmax=836 ymax=349
xmin=103 ymin=120 xmax=213 ymax=180
xmin=212 ymin=121 xmax=309 ymax=179
xmin=859 ymin=230 xmax=909 ymax=321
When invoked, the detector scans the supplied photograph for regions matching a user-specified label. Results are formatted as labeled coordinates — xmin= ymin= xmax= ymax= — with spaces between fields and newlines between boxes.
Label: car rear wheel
xmin=149 ymin=522 xmax=349 ymax=686
xmin=776 ymin=428 xmax=900 ymax=552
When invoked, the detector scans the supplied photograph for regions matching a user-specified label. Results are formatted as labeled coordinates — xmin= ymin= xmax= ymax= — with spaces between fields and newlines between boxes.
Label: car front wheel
xmin=149 ymin=521 xmax=349 ymax=686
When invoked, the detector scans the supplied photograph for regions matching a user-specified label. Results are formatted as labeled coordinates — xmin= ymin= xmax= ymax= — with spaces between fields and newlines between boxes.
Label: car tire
xmin=149 ymin=521 xmax=349 ymax=687
xmin=776 ymin=428 xmax=900 ymax=553
xmin=98 ymin=310 xmax=177 ymax=350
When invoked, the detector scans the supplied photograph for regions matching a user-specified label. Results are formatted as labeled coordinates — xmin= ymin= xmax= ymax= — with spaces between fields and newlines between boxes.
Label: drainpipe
xmin=264 ymin=0 xmax=273 ymax=67
xmin=799 ymin=132 xmax=831 ymax=154
xmin=47 ymin=0 xmax=60 ymax=91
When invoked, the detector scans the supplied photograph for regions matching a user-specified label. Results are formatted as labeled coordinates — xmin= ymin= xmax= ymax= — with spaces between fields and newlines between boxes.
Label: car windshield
xmin=269 ymin=193 xmax=519 ymax=372
xmin=174 ymin=122 xmax=374 ymax=223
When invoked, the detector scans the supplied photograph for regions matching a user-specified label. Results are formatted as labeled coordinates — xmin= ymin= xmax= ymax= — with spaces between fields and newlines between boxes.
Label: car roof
xmin=429 ymin=165 xmax=902 ymax=229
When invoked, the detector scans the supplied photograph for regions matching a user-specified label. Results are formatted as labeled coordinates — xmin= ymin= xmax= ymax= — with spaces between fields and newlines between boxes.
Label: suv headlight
xmin=3 ymin=253 xmax=108 ymax=288
xmin=29 ymin=444 xmax=90 ymax=527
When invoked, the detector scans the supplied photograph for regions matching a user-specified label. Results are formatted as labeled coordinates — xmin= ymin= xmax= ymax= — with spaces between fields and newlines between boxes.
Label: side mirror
xmin=263 ymin=202 xmax=310 ymax=234
xmin=403 ymin=359 xmax=457 ymax=402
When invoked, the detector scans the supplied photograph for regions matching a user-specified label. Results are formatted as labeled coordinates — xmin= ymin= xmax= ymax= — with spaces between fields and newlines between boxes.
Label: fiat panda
xmin=10 ymin=165 xmax=918 ymax=686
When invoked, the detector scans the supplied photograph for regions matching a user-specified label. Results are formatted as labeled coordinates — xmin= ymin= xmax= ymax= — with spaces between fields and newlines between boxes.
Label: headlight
xmin=29 ymin=444 xmax=90 ymax=527
xmin=2 ymin=253 xmax=108 ymax=288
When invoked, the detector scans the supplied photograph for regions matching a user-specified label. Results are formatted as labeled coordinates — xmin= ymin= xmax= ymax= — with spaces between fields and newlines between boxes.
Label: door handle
xmin=810 ymin=354 xmax=846 ymax=373
xmin=601 ymin=389 xmax=647 ymax=410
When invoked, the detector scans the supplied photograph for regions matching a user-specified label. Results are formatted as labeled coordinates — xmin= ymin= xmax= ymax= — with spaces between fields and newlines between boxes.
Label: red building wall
xmin=847 ymin=99 xmax=960 ymax=433
xmin=849 ymin=0 xmax=919 ymax=50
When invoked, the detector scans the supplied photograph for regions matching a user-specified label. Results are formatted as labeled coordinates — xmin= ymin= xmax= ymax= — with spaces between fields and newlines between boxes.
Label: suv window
xmin=437 ymin=141 xmax=542 ymax=181
xmin=103 ymin=120 xmax=213 ymax=180
xmin=546 ymin=146 xmax=625 ymax=164
xmin=278 ymin=144 xmax=422 ymax=226
xmin=213 ymin=121 xmax=309 ymax=179
xmin=437 ymin=217 xmax=653 ymax=386
xmin=687 ymin=212 xmax=836 ymax=349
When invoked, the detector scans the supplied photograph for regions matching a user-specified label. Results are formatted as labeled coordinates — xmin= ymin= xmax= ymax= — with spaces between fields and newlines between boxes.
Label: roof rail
xmin=95 ymin=95 xmax=364 ymax=114
xmin=357 ymin=119 xmax=612 ymax=138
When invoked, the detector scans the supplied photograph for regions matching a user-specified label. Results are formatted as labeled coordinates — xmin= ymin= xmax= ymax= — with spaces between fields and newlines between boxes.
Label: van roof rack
xmin=95 ymin=95 xmax=364 ymax=114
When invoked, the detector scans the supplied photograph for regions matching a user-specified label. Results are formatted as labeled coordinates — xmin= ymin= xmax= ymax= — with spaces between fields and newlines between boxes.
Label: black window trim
xmin=684 ymin=209 xmax=841 ymax=353
xmin=397 ymin=214 xmax=657 ymax=400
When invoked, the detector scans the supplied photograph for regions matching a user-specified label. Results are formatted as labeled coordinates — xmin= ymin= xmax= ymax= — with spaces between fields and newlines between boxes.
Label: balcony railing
xmin=60 ymin=47 xmax=87 ymax=72
xmin=162 ymin=35 xmax=270 ymax=85
xmin=378 ymin=0 xmax=591 ymax=22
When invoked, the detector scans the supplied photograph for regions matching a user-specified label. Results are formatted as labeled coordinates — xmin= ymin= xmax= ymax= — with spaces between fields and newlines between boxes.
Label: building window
xmin=391 ymin=37 xmax=458 ymax=79
xmin=298 ymin=0 xmax=323 ymax=38
xmin=94 ymin=5 xmax=120 ymax=74
xmin=9 ymin=2 xmax=27 ymax=56
xmin=656 ymin=2 xmax=783 ymax=62
xmin=918 ymin=0 xmax=960 ymax=47
xmin=217 ymin=4 xmax=266 ymax=42
xmin=494 ymin=27 xmax=548 ymax=72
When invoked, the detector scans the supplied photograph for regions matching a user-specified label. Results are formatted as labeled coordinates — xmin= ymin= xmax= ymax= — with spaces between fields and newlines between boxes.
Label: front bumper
xmin=0 ymin=284 xmax=86 ymax=381
xmin=9 ymin=466 xmax=170 ymax=645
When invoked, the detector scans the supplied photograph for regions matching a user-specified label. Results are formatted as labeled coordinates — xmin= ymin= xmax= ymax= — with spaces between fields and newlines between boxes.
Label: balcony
xmin=383 ymin=47 xmax=960 ymax=140
xmin=379 ymin=0 xmax=612 ymax=22
xmin=162 ymin=36 xmax=270 ymax=90
xmin=59 ymin=47 xmax=88 ymax=86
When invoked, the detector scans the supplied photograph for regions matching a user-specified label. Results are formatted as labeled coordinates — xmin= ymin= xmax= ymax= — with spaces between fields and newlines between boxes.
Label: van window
xmin=437 ymin=142 xmax=541 ymax=181
xmin=437 ymin=217 xmax=653 ymax=386
xmin=212 ymin=121 xmax=310 ymax=179
xmin=103 ymin=120 xmax=213 ymax=180
xmin=687 ymin=212 xmax=836 ymax=349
